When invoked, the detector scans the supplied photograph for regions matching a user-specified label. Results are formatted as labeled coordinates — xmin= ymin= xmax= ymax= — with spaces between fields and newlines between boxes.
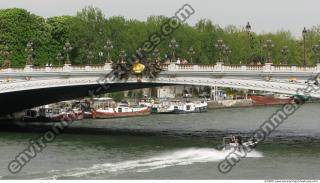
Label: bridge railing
xmin=246 ymin=65 xmax=264 ymax=71
xmin=165 ymin=63 xmax=320 ymax=73
xmin=1 ymin=62 xmax=320 ymax=73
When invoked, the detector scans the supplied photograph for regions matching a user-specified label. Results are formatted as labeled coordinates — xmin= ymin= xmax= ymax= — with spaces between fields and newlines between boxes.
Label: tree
xmin=0 ymin=8 xmax=51 ymax=66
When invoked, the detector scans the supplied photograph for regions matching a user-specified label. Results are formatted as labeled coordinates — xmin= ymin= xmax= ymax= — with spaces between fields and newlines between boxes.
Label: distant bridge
xmin=1 ymin=62 xmax=320 ymax=114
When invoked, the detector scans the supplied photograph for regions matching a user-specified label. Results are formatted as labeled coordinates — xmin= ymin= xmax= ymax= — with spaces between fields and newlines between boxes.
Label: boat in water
xmin=171 ymin=100 xmax=208 ymax=114
xmin=72 ymin=108 xmax=84 ymax=120
xmin=248 ymin=93 xmax=294 ymax=105
xmin=92 ymin=98 xmax=151 ymax=119
xmin=138 ymin=97 xmax=155 ymax=107
xmin=23 ymin=105 xmax=77 ymax=122
xmin=222 ymin=135 xmax=258 ymax=151
xmin=152 ymin=100 xmax=208 ymax=114
xmin=151 ymin=101 xmax=175 ymax=114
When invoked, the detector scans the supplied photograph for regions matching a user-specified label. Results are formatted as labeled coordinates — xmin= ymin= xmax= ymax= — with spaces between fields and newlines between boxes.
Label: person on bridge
xmin=176 ymin=58 xmax=181 ymax=64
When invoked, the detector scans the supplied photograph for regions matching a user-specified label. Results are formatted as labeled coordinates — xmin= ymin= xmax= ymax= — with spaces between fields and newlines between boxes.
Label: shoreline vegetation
xmin=1 ymin=6 xmax=320 ymax=67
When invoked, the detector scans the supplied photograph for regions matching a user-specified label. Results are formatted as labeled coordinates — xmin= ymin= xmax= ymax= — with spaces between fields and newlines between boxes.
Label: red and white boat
xmin=92 ymin=103 xmax=151 ymax=119
xmin=73 ymin=108 xmax=84 ymax=120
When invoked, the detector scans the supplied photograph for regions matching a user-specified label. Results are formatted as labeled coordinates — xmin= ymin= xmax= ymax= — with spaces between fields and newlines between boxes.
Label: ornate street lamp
xmin=1 ymin=45 xmax=12 ymax=68
xmin=25 ymin=41 xmax=33 ymax=66
xmin=152 ymin=48 xmax=160 ymax=62
xmin=63 ymin=41 xmax=72 ymax=64
xmin=263 ymin=39 xmax=274 ymax=63
xmin=103 ymin=39 xmax=113 ymax=63
xmin=245 ymin=22 xmax=252 ymax=63
xmin=245 ymin=21 xmax=251 ymax=33
xmin=280 ymin=46 xmax=289 ymax=65
xmin=98 ymin=51 xmax=104 ymax=64
xmin=119 ymin=49 xmax=126 ymax=63
xmin=187 ymin=47 xmax=195 ymax=63
xmin=169 ymin=38 xmax=179 ymax=61
xmin=223 ymin=46 xmax=232 ymax=64
xmin=215 ymin=39 xmax=226 ymax=63
xmin=87 ymin=51 xmax=94 ymax=65
xmin=312 ymin=41 xmax=320 ymax=64
xmin=56 ymin=52 xmax=64 ymax=66
xmin=302 ymin=27 xmax=307 ymax=66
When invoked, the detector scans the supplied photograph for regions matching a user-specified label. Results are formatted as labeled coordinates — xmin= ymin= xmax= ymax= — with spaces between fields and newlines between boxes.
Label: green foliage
xmin=0 ymin=8 xmax=51 ymax=66
xmin=1 ymin=7 xmax=320 ymax=66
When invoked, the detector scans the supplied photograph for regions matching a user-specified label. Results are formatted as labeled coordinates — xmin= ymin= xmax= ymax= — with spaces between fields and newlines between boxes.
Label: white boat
xmin=152 ymin=100 xmax=208 ymax=114
xmin=222 ymin=136 xmax=258 ymax=151
xmin=172 ymin=101 xmax=208 ymax=114
xmin=138 ymin=98 xmax=155 ymax=107
xmin=151 ymin=102 xmax=175 ymax=114
xmin=92 ymin=102 xmax=150 ymax=119
xmin=23 ymin=105 xmax=76 ymax=122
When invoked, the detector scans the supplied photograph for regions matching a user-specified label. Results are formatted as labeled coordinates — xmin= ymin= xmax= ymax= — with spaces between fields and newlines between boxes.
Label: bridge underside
xmin=1 ymin=74 xmax=319 ymax=115
xmin=0 ymin=83 xmax=170 ymax=115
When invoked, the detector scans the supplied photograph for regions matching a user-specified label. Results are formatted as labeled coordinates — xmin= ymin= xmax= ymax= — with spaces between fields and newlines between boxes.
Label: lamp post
xmin=98 ymin=51 xmax=103 ymax=64
xmin=302 ymin=27 xmax=307 ymax=66
xmin=224 ymin=46 xmax=232 ymax=64
xmin=187 ymin=47 xmax=195 ymax=63
xmin=312 ymin=41 xmax=320 ymax=64
xmin=63 ymin=41 xmax=72 ymax=65
xmin=103 ymin=39 xmax=113 ymax=63
xmin=119 ymin=49 xmax=126 ymax=63
xmin=87 ymin=51 xmax=94 ymax=65
xmin=169 ymin=38 xmax=179 ymax=61
xmin=25 ymin=41 xmax=33 ymax=66
xmin=1 ymin=45 xmax=12 ymax=68
xmin=245 ymin=21 xmax=251 ymax=63
xmin=280 ymin=46 xmax=289 ymax=65
xmin=215 ymin=39 xmax=226 ymax=63
xmin=152 ymin=48 xmax=160 ymax=62
xmin=263 ymin=39 xmax=274 ymax=63
xmin=56 ymin=52 xmax=64 ymax=66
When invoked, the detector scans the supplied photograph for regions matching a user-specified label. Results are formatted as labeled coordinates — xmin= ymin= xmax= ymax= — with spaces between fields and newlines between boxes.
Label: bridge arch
xmin=1 ymin=63 xmax=320 ymax=114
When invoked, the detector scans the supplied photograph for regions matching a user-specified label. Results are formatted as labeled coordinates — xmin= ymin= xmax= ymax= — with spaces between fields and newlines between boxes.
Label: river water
xmin=0 ymin=103 xmax=320 ymax=179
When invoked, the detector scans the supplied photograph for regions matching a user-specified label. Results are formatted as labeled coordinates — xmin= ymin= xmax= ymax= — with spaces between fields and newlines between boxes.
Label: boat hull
xmin=173 ymin=104 xmax=208 ymax=114
xmin=172 ymin=107 xmax=207 ymax=114
xmin=92 ymin=108 xmax=151 ymax=119
xmin=249 ymin=96 xmax=293 ymax=105
xmin=23 ymin=114 xmax=68 ymax=122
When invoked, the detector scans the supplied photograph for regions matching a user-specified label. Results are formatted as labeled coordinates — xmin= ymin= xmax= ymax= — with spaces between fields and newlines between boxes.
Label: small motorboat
xmin=222 ymin=135 xmax=258 ymax=151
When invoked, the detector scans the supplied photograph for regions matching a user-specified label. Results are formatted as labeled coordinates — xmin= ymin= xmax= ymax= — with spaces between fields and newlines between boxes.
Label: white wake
xmin=41 ymin=148 xmax=263 ymax=179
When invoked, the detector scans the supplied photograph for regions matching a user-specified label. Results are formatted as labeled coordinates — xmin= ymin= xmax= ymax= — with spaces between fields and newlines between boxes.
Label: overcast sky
xmin=0 ymin=0 xmax=319 ymax=37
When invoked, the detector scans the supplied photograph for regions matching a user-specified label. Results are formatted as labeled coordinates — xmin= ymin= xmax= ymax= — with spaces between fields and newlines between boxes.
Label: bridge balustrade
xmin=246 ymin=65 xmax=263 ymax=71
xmin=70 ymin=66 xmax=86 ymax=71
xmin=1 ymin=63 xmax=320 ymax=73
xmin=273 ymin=65 xmax=292 ymax=71
xmin=223 ymin=65 xmax=242 ymax=71
xmin=175 ymin=64 xmax=195 ymax=70
xmin=90 ymin=65 xmax=105 ymax=70
xmin=160 ymin=64 xmax=169 ymax=70
xmin=49 ymin=66 xmax=64 ymax=72
xmin=198 ymin=65 xmax=215 ymax=71
xmin=31 ymin=67 xmax=47 ymax=72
